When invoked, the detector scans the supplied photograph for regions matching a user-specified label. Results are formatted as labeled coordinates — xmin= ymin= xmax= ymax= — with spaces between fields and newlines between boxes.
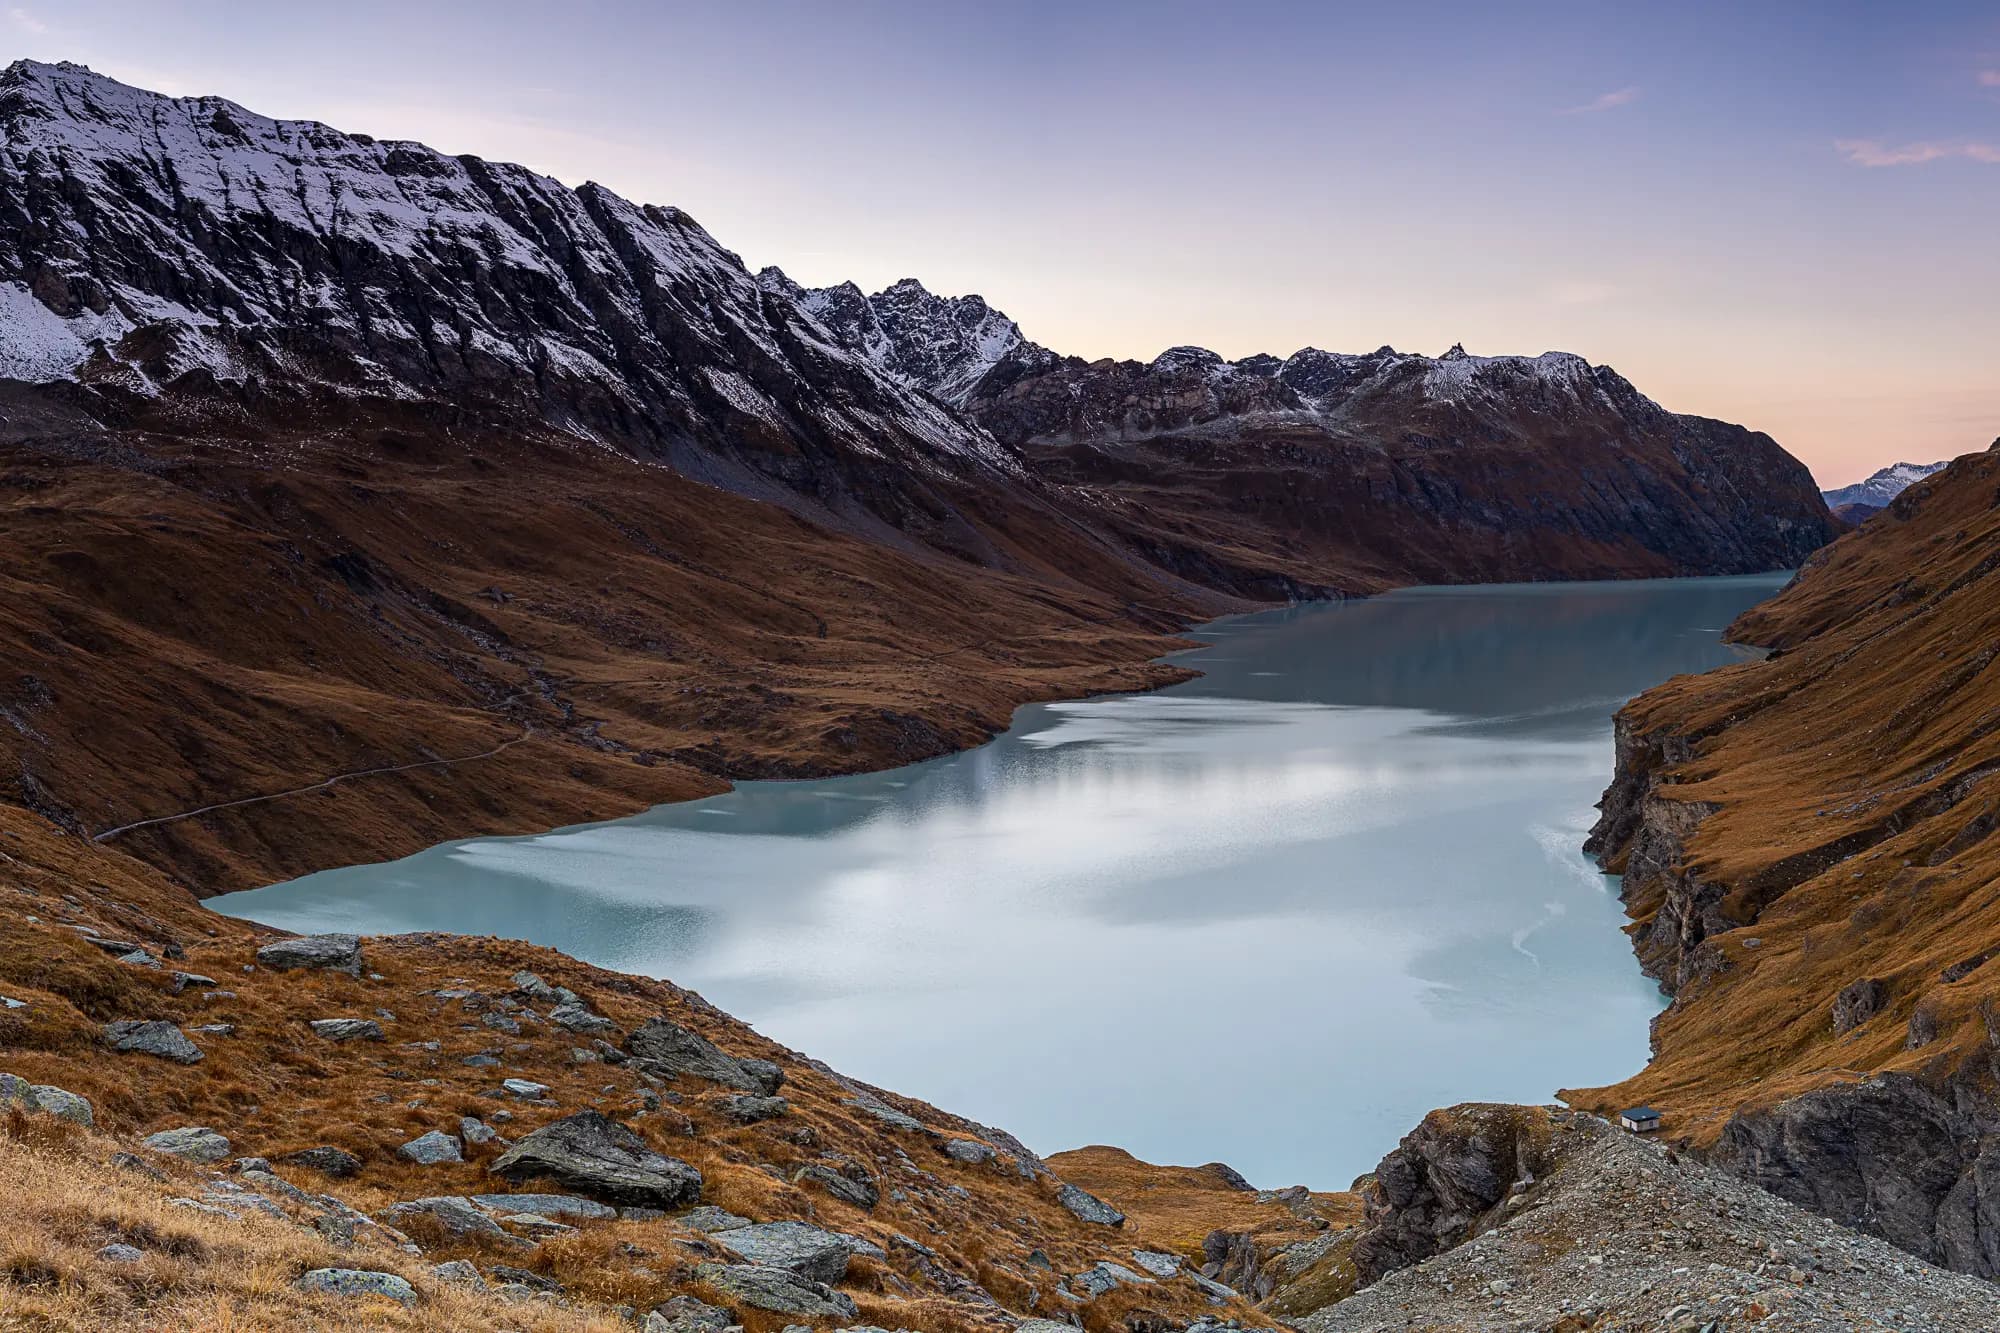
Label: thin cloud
xmin=1562 ymin=86 xmax=1640 ymax=115
xmin=1836 ymin=137 xmax=2000 ymax=167
xmin=7 ymin=6 xmax=47 ymax=33
xmin=1980 ymin=69 xmax=2000 ymax=87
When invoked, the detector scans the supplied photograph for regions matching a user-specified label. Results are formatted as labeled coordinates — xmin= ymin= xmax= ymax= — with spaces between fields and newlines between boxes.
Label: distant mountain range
xmin=1820 ymin=459 xmax=1952 ymax=519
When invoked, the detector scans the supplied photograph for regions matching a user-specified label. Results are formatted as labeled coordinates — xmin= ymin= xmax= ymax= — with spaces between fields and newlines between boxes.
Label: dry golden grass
xmin=0 ymin=1116 xmax=630 ymax=1333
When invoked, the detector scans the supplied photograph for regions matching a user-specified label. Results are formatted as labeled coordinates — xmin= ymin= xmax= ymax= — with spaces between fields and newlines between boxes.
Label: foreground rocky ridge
xmin=0 ymin=803 xmax=1281 ymax=1331
xmin=1574 ymin=440 xmax=2000 ymax=1278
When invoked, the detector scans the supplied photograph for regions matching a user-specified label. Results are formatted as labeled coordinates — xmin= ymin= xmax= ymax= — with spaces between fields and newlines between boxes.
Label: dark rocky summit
xmin=774 ymin=274 xmax=1838 ymax=593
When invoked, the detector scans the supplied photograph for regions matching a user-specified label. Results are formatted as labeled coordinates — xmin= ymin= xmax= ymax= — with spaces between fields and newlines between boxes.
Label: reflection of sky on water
xmin=215 ymin=575 xmax=1785 ymax=1187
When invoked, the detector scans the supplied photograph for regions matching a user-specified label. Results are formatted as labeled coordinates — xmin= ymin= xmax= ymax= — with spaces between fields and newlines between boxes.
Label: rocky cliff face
xmin=1576 ymin=441 xmax=2000 ymax=1279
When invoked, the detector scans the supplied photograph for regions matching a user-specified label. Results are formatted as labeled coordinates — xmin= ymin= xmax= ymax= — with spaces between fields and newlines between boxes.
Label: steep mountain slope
xmin=1821 ymin=458 xmax=1951 ymax=511
xmin=779 ymin=277 xmax=1838 ymax=593
xmin=1573 ymin=438 xmax=2000 ymax=1277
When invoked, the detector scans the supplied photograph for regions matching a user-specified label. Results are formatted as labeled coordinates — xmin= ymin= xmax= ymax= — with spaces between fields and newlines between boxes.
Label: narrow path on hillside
xmin=91 ymin=727 xmax=534 ymax=843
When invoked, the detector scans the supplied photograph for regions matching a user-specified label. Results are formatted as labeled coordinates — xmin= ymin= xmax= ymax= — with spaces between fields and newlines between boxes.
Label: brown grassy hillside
xmin=1567 ymin=441 xmax=2000 ymax=1272
xmin=1 ymin=406 xmax=1220 ymax=896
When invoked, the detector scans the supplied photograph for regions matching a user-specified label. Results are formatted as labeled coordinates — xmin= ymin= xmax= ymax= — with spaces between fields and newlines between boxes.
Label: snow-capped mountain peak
xmin=767 ymin=270 xmax=1027 ymax=407
xmin=1821 ymin=459 xmax=1954 ymax=511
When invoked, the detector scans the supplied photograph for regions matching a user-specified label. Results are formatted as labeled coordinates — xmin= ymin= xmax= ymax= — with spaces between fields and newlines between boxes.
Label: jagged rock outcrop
xmin=1348 ymin=1104 xmax=1555 ymax=1288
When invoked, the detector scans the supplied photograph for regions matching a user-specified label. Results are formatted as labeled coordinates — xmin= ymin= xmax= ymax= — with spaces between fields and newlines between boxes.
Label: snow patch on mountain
xmin=0 ymin=280 xmax=130 ymax=380
xmin=1821 ymin=460 xmax=1952 ymax=510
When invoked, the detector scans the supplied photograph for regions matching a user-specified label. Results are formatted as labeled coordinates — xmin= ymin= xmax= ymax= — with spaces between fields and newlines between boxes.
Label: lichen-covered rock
xmin=309 ymin=1018 xmax=384 ymax=1042
xmin=715 ymin=1220 xmax=863 ymax=1284
xmin=383 ymin=1196 xmax=507 ymax=1238
xmin=489 ymin=1110 xmax=701 ymax=1208
xmin=293 ymin=1268 xmax=418 ymax=1306
xmin=279 ymin=1145 xmax=362 ymax=1178
xmin=469 ymin=1192 xmax=616 ymax=1220
xmin=0 ymin=1074 xmax=94 ymax=1126
xmin=143 ymin=1127 xmax=231 ymax=1163
xmin=256 ymin=933 xmax=363 ymax=975
xmin=692 ymin=1262 xmax=857 ymax=1319
xmin=792 ymin=1163 xmax=878 ymax=1211
xmin=714 ymin=1094 xmax=789 ymax=1124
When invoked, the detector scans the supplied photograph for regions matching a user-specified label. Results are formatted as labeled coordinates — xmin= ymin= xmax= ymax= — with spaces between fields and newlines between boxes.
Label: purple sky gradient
xmin=7 ymin=0 xmax=1996 ymax=484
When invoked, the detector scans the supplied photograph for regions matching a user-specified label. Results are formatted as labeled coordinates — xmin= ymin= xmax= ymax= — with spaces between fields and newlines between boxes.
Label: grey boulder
xmin=310 ymin=1018 xmax=384 ymax=1042
xmin=293 ymin=1268 xmax=418 ymax=1306
xmin=256 ymin=933 xmax=363 ymax=976
xmin=383 ymin=1195 xmax=507 ymax=1238
xmin=0 ymin=1073 xmax=94 ymax=1126
xmin=469 ymin=1191 xmax=616 ymax=1220
xmin=943 ymin=1139 xmax=994 ymax=1165
xmin=549 ymin=1001 xmax=616 ymax=1034
xmin=715 ymin=1220 xmax=862 ymax=1284
xmin=398 ymin=1130 xmax=463 ymax=1165
xmin=104 ymin=1020 xmax=203 ymax=1064
xmin=714 ymin=1094 xmax=789 ymax=1124
xmin=677 ymin=1204 xmax=754 ymax=1233
xmin=625 ymin=1017 xmax=782 ymax=1095
xmin=279 ymin=1145 xmax=362 ymax=1178
xmin=1057 ymin=1181 xmax=1125 ymax=1226
xmin=143 ymin=1126 xmax=231 ymax=1163
xmin=792 ymin=1163 xmax=878 ymax=1211
xmin=489 ymin=1109 xmax=702 ymax=1208
xmin=692 ymin=1262 xmax=857 ymax=1319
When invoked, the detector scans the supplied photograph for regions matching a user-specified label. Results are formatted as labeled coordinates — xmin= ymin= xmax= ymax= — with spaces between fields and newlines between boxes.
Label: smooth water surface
xmin=215 ymin=575 xmax=1785 ymax=1186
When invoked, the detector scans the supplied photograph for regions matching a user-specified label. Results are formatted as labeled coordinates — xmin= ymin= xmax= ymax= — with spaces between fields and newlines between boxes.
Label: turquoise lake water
xmin=214 ymin=574 xmax=1786 ymax=1187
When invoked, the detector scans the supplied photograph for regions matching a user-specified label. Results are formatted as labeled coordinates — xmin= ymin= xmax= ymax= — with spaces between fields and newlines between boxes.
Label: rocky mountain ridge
xmin=775 ymin=270 xmax=1837 ymax=592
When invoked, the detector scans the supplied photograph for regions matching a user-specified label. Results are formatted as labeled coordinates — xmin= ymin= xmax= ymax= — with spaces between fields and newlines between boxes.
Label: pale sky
xmin=7 ymin=0 xmax=1998 ymax=486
